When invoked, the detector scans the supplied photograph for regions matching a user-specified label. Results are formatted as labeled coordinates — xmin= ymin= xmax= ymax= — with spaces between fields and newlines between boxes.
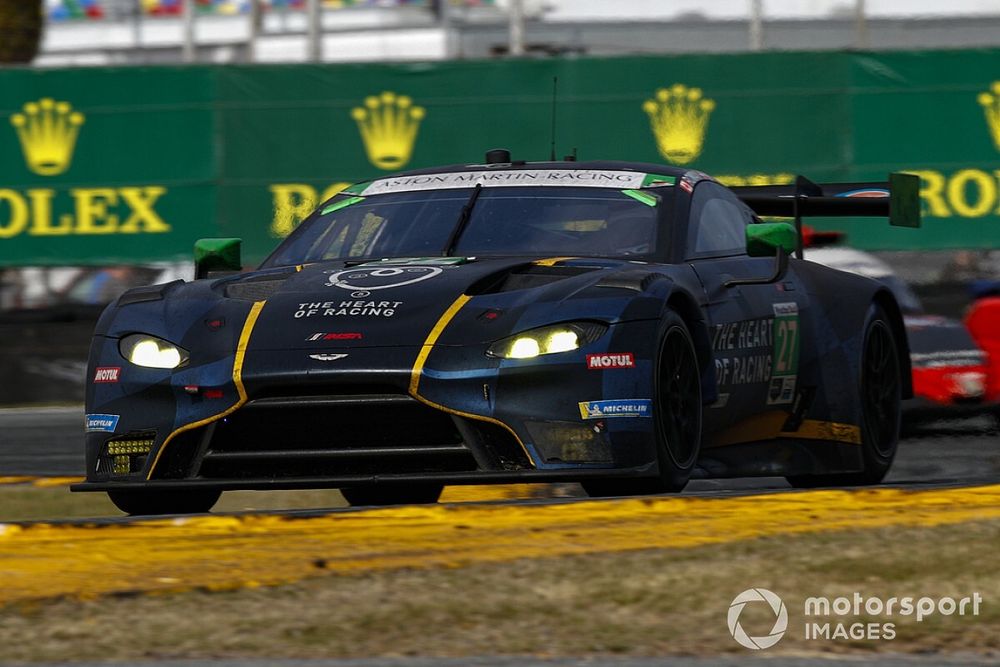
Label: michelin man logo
xmin=325 ymin=266 xmax=442 ymax=291
xmin=728 ymin=588 xmax=788 ymax=650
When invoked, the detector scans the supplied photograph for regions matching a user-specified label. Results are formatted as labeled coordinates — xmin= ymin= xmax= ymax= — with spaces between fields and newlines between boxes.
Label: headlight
xmin=487 ymin=322 xmax=608 ymax=359
xmin=119 ymin=334 xmax=189 ymax=369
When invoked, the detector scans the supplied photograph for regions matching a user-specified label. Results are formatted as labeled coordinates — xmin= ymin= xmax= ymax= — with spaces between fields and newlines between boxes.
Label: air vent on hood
xmin=117 ymin=280 xmax=183 ymax=306
xmin=469 ymin=264 xmax=600 ymax=295
xmin=596 ymin=270 xmax=663 ymax=293
xmin=224 ymin=276 xmax=291 ymax=301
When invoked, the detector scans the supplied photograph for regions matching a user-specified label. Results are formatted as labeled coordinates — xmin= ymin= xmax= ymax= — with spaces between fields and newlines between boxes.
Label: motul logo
xmin=586 ymin=353 xmax=635 ymax=370
xmin=93 ymin=367 xmax=121 ymax=383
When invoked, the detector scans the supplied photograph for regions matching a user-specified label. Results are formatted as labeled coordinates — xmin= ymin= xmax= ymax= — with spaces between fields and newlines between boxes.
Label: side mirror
xmin=725 ymin=223 xmax=796 ymax=288
xmin=746 ymin=222 xmax=797 ymax=257
xmin=194 ymin=238 xmax=242 ymax=280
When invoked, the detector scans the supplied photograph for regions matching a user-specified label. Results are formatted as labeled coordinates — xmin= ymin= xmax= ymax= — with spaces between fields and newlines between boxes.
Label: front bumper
xmin=81 ymin=321 xmax=661 ymax=490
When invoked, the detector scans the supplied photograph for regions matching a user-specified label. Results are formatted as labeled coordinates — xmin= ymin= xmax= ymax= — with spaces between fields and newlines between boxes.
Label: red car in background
xmin=806 ymin=235 xmax=996 ymax=420
xmin=965 ymin=283 xmax=1000 ymax=405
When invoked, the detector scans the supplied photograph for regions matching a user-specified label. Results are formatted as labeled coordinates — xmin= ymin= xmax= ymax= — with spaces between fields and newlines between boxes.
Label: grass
xmin=0 ymin=519 xmax=996 ymax=663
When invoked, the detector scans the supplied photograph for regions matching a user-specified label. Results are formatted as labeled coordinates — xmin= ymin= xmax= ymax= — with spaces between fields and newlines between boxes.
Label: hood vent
xmin=224 ymin=275 xmax=292 ymax=301
xmin=469 ymin=264 xmax=599 ymax=295
xmin=596 ymin=270 xmax=663 ymax=293
xmin=118 ymin=280 xmax=183 ymax=306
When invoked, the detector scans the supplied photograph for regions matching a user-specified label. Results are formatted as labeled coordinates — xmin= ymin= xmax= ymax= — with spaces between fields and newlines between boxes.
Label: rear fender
xmin=873 ymin=288 xmax=913 ymax=399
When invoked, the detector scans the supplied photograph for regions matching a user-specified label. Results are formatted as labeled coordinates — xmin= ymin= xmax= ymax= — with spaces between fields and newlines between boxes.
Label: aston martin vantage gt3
xmin=73 ymin=156 xmax=921 ymax=514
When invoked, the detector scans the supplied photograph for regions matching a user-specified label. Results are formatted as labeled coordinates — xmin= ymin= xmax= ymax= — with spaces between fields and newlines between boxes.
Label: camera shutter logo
xmin=728 ymin=588 xmax=788 ymax=650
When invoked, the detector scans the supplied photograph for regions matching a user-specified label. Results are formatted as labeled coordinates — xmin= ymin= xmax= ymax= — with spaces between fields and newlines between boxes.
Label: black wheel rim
xmin=657 ymin=326 xmax=701 ymax=467
xmin=861 ymin=320 xmax=900 ymax=457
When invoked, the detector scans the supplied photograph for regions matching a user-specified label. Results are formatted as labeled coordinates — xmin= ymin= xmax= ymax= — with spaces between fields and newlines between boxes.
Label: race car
xmin=805 ymin=240 xmax=995 ymax=418
xmin=72 ymin=154 xmax=920 ymax=514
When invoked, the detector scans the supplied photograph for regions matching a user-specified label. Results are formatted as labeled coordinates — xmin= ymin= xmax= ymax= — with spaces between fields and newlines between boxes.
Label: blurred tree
xmin=0 ymin=0 xmax=43 ymax=64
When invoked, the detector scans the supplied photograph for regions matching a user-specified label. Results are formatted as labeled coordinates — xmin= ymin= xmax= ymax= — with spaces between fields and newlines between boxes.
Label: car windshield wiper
xmin=442 ymin=183 xmax=483 ymax=256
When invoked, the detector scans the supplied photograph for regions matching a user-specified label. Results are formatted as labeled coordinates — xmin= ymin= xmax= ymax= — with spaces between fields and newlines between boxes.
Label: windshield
xmin=262 ymin=186 xmax=667 ymax=267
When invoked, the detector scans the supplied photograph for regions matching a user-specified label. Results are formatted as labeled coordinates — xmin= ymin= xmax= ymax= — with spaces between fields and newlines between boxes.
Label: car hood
xmin=105 ymin=257 xmax=671 ymax=352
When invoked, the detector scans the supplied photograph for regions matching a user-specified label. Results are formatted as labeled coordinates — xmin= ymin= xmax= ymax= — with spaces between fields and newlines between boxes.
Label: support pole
xmin=508 ymin=0 xmax=525 ymax=57
xmin=306 ymin=0 xmax=321 ymax=62
xmin=181 ymin=0 xmax=195 ymax=62
xmin=248 ymin=0 xmax=262 ymax=63
xmin=855 ymin=0 xmax=869 ymax=49
xmin=748 ymin=0 xmax=763 ymax=51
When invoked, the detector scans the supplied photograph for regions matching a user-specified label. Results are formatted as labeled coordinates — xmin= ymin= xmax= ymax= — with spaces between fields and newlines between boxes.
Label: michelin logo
xmin=578 ymin=399 xmax=653 ymax=419
xmin=85 ymin=414 xmax=120 ymax=433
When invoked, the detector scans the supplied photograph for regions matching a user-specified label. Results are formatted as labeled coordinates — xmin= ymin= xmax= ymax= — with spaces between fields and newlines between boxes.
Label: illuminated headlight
xmin=119 ymin=334 xmax=189 ymax=369
xmin=487 ymin=322 xmax=608 ymax=359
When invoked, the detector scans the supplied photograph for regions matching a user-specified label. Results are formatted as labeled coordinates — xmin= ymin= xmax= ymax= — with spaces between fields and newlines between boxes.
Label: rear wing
xmin=731 ymin=173 xmax=921 ymax=258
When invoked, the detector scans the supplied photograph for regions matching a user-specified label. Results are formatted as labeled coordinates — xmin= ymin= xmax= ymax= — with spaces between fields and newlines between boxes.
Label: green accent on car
xmin=889 ymin=172 xmax=921 ymax=228
xmin=343 ymin=182 xmax=370 ymax=196
xmin=194 ymin=238 xmax=242 ymax=279
xmin=641 ymin=173 xmax=676 ymax=188
xmin=321 ymin=196 xmax=365 ymax=215
xmin=358 ymin=257 xmax=469 ymax=266
xmin=621 ymin=189 xmax=659 ymax=207
xmin=746 ymin=222 xmax=797 ymax=257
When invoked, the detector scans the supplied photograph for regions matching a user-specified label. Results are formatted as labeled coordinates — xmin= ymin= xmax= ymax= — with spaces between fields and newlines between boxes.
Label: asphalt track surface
xmin=1 ymin=405 xmax=999 ymax=495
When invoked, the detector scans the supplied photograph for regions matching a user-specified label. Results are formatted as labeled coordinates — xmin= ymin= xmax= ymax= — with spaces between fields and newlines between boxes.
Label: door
xmin=684 ymin=182 xmax=806 ymax=442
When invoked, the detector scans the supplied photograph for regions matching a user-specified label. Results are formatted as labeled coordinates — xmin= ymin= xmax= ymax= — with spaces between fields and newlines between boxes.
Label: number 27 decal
xmin=768 ymin=302 xmax=799 ymax=405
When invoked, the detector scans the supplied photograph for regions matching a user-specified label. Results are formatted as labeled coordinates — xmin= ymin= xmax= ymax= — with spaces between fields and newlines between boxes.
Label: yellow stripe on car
xmin=146 ymin=300 xmax=266 ymax=479
xmin=708 ymin=411 xmax=862 ymax=448
xmin=409 ymin=294 xmax=536 ymax=467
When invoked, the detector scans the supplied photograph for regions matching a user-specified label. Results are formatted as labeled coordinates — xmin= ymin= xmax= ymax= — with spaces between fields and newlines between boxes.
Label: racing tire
xmin=583 ymin=311 xmax=702 ymax=497
xmin=786 ymin=303 xmax=901 ymax=488
xmin=340 ymin=484 xmax=443 ymax=507
xmin=107 ymin=488 xmax=222 ymax=516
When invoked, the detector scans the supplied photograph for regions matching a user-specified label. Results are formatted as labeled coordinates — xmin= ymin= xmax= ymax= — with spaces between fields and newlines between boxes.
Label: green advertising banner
xmin=1 ymin=49 xmax=1000 ymax=266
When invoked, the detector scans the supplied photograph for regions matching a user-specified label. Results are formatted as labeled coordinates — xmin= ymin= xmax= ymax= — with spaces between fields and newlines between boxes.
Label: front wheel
xmin=584 ymin=311 xmax=702 ymax=497
xmin=787 ymin=303 xmax=901 ymax=488
xmin=340 ymin=484 xmax=443 ymax=507
xmin=107 ymin=488 xmax=221 ymax=516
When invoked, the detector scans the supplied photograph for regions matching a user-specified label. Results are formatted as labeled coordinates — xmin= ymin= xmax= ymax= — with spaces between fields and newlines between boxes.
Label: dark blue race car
xmin=73 ymin=154 xmax=921 ymax=514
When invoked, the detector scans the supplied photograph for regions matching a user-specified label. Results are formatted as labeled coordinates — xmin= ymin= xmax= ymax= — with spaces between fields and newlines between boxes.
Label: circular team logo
xmin=728 ymin=588 xmax=788 ymax=650
xmin=324 ymin=266 xmax=443 ymax=291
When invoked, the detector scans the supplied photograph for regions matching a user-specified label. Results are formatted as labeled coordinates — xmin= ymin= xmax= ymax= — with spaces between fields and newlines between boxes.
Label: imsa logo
xmin=352 ymin=91 xmax=425 ymax=170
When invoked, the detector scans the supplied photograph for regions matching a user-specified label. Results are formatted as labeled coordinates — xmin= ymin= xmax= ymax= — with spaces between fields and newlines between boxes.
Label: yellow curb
xmin=439 ymin=484 xmax=544 ymax=503
xmin=1 ymin=484 xmax=998 ymax=606
xmin=0 ymin=477 xmax=38 ymax=486
xmin=31 ymin=477 xmax=85 ymax=488
xmin=0 ymin=477 xmax=85 ymax=488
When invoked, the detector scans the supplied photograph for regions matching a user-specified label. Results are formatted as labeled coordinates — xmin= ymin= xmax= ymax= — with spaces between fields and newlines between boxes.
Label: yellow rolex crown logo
xmin=643 ymin=84 xmax=715 ymax=165
xmin=351 ymin=91 xmax=425 ymax=171
xmin=978 ymin=82 xmax=1000 ymax=152
xmin=10 ymin=98 xmax=85 ymax=176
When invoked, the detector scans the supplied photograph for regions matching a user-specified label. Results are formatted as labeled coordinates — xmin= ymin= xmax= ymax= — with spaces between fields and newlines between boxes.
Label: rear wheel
xmin=787 ymin=303 xmax=901 ymax=488
xmin=584 ymin=311 xmax=702 ymax=497
xmin=107 ymin=489 xmax=221 ymax=516
xmin=340 ymin=484 xmax=443 ymax=507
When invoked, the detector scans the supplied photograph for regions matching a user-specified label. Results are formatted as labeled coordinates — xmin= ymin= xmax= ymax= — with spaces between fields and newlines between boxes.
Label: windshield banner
xmin=360 ymin=170 xmax=652 ymax=195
